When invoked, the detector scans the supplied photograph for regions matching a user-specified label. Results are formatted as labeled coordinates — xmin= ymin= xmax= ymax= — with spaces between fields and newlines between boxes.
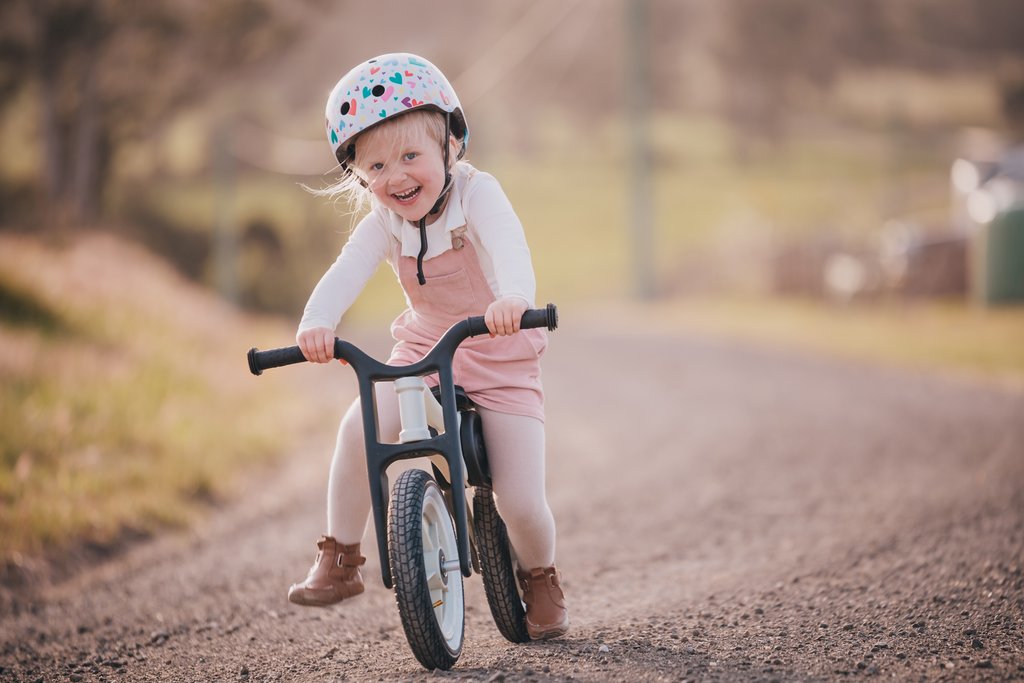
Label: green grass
xmin=0 ymin=235 xmax=317 ymax=567
xmin=601 ymin=296 xmax=1024 ymax=388
xmin=0 ymin=329 xmax=285 ymax=560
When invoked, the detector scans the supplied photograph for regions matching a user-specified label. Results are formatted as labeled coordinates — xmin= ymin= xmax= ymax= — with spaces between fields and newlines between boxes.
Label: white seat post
xmin=394 ymin=377 xmax=431 ymax=443
xmin=394 ymin=376 xmax=450 ymax=443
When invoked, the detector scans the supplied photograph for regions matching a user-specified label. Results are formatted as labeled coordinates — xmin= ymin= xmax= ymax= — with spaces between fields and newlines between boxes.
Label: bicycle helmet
xmin=325 ymin=52 xmax=468 ymax=167
xmin=325 ymin=53 xmax=468 ymax=285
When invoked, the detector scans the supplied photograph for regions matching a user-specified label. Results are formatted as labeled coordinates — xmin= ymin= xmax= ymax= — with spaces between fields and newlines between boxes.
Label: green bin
xmin=984 ymin=205 xmax=1024 ymax=304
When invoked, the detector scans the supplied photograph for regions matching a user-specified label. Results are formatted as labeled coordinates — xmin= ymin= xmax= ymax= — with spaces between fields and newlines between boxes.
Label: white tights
xmin=325 ymin=384 xmax=556 ymax=570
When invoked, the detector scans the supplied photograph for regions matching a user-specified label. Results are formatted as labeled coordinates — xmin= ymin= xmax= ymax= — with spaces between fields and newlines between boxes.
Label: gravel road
xmin=2 ymin=319 xmax=1022 ymax=682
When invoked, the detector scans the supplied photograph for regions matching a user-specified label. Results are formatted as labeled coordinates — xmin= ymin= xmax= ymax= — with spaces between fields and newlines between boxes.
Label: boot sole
xmin=288 ymin=586 xmax=363 ymax=607
xmin=288 ymin=594 xmax=342 ymax=607
xmin=527 ymin=617 xmax=570 ymax=640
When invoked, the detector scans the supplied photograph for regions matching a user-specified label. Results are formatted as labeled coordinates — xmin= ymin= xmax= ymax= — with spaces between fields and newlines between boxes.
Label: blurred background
xmin=3 ymin=0 xmax=1024 ymax=312
xmin=1 ymin=0 xmax=1023 ymax=574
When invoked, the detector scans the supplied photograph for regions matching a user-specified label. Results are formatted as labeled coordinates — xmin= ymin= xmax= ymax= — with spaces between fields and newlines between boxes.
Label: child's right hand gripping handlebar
xmin=247 ymin=304 xmax=558 ymax=376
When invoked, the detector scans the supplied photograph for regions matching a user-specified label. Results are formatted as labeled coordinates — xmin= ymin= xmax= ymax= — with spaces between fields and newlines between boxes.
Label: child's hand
xmin=485 ymin=297 xmax=528 ymax=337
xmin=297 ymin=326 xmax=339 ymax=364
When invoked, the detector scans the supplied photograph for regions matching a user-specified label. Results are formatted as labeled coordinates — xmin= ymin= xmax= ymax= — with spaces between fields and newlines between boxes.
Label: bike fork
xmin=361 ymin=372 xmax=472 ymax=589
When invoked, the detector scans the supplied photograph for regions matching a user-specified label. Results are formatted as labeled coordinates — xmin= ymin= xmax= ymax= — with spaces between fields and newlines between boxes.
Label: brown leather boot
xmin=517 ymin=566 xmax=570 ymax=639
xmin=287 ymin=536 xmax=365 ymax=607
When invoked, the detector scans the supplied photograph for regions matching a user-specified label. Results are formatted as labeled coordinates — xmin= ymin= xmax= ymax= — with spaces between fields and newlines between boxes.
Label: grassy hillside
xmin=0 ymin=231 xmax=326 ymax=579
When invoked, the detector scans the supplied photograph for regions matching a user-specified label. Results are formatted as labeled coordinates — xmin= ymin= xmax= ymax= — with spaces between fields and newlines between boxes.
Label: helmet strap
xmin=417 ymin=112 xmax=454 ymax=286
xmin=427 ymin=112 xmax=453 ymax=217
xmin=415 ymin=217 xmax=428 ymax=286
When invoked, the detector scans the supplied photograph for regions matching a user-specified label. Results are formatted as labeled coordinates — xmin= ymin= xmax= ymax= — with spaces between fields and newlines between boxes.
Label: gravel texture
xmin=1 ymin=323 xmax=1021 ymax=682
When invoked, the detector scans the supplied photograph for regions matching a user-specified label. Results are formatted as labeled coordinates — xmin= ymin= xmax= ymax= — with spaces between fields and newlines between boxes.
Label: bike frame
xmin=248 ymin=305 xmax=557 ymax=589
xmin=342 ymin=326 xmax=475 ymax=589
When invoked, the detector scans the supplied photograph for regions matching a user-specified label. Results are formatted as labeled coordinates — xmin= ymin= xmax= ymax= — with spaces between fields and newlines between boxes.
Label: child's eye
xmin=404 ymin=152 xmax=418 ymax=161
xmin=370 ymin=162 xmax=384 ymax=172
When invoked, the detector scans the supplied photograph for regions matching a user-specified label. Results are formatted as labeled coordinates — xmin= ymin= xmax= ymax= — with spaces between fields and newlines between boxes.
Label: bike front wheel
xmin=389 ymin=468 xmax=465 ymax=670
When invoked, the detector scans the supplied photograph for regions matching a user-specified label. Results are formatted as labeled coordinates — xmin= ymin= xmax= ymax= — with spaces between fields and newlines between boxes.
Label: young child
xmin=287 ymin=53 xmax=568 ymax=640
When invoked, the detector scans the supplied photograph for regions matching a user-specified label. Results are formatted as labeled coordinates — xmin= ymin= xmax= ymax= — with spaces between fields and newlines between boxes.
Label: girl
xmin=287 ymin=53 xmax=569 ymax=640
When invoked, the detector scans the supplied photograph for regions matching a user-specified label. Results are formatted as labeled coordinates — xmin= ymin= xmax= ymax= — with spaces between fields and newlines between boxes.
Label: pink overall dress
xmin=387 ymin=237 xmax=547 ymax=422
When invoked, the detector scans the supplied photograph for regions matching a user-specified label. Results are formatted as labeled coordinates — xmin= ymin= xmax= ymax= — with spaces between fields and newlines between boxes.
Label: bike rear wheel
xmin=389 ymin=469 xmax=465 ymax=670
xmin=473 ymin=486 xmax=530 ymax=643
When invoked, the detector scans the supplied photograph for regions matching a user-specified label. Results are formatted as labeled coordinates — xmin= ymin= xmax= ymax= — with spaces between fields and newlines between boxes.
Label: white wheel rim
xmin=422 ymin=484 xmax=464 ymax=651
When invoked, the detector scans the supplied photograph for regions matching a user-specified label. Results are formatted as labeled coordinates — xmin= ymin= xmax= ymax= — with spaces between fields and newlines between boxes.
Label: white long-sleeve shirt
xmin=299 ymin=162 xmax=536 ymax=332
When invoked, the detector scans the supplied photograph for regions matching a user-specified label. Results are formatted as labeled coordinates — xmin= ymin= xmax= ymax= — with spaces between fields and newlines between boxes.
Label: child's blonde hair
xmin=310 ymin=109 xmax=461 ymax=215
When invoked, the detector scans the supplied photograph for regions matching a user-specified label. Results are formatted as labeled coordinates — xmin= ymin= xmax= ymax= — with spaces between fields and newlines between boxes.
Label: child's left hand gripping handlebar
xmin=247 ymin=303 xmax=558 ymax=376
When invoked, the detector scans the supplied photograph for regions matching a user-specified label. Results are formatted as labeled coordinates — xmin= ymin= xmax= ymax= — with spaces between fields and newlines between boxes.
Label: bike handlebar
xmin=248 ymin=304 xmax=558 ymax=376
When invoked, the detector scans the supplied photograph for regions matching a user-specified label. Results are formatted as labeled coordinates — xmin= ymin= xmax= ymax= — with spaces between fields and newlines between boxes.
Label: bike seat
xmin=430 ymin=385 xmax=476 ymax=413
xmin=427 ymin=385 xmax=490 ymax=489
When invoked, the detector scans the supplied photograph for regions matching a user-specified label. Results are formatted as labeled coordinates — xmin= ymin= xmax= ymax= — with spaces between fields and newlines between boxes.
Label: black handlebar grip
xmin=521 ymin=303 xmax=558 ymax=331
xmin=248 ymin=345 xmax=307 ymax=376
xmin=466 ymin=304 xmax=558 ymax=337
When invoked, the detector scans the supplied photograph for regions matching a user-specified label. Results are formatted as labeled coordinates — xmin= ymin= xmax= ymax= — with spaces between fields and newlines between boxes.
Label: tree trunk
xmin=38 ymin=61 xmax=66 ymax=209
xmin=71 ymin=53 xmax=100 ymax=225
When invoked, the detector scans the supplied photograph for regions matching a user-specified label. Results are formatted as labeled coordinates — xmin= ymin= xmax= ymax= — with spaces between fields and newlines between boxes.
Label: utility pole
xmin=627 ymin=0 xmax=656 ymax=299
xmin=213 ymin=119 xmax=239 ymax=304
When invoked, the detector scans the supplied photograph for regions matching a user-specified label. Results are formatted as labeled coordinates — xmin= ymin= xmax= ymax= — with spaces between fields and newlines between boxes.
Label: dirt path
xmin=2 ymin=321 xmax=1022 ymax=682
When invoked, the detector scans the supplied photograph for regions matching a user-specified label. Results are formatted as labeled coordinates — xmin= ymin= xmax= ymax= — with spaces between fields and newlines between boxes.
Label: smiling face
xmin=351 ymin=111 xmax=451 ymax=224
